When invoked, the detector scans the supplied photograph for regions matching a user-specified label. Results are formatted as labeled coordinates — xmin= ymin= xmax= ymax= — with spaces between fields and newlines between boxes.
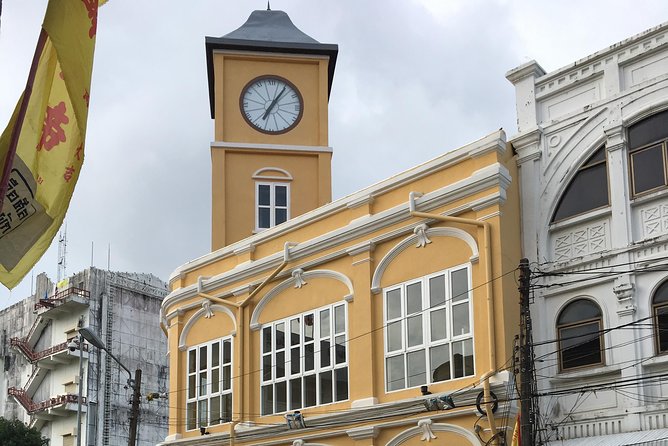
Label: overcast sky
xmin=1 ymin=1 xmax=667 ymax=309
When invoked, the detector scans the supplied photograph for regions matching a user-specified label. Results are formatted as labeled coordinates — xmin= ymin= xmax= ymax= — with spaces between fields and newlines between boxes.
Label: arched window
xmin=552 ymin=146 xmax=609 ymax=222
xmin=557 ymin=299 xmax=604 ymax=371
xmin=253 ymin=168 xmax=292 ymax=230
xmin=629 ymin=109 xmax=668 ymax=196
xmin=652 ymin=281 xmax=668 ymax=354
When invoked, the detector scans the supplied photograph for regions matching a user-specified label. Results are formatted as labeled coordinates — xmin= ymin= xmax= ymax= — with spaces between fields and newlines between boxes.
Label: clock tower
xmin=205 ymin=8 xmax=338 ymax=250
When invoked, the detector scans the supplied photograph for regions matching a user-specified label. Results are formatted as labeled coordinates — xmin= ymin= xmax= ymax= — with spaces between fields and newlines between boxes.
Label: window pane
xmin=386 ymin=355 xmax=405 ymax=391
xmin=304 ymin=314 xmax=314 ymax=340
xmin=258 ymin=184 xmax=271 ymax=206
xmin=187 ymin=402 xmax=197 ymax=430
xmin=275 ymin=185 xmax=287 ymax=207
xmin=407 ymin=350 xmax=427 ymax=388
xmin=291 ymin=347 xmax=300 ymax=374
xmin=453 ymin=339 xmax=474 ymax=378
xmin=304 ymin=375 xmax=317 ymax=407
xmin=335 ymin=367 xmax=349 ymax=401
xmin=275 ymin=208 xmax=287 ymax=225
xmin=560 ymin=322 xmax=602 ymax=369
xmin=223 ymin=365 xmax=231 ymax=391
xmin=386 ymin=289 xmax=402 ymax=320
xmin=211 ymin=368 xmax=220 ymax=393
xmin=223 ymin=340 xmax=231 ymax=364
xmin=335 ymin=335 xmax=346 ymax=364
xmin=320 ymin=371 xmax=333 ymax=404
xmin=188 ymin=375 xmax=196 ymax=399
xmin=199 ymin=346 xmax=207 ymax=369
xmin=334 ymin=305 xmax=345 ymax=334
xmin=407 ymin=315 xmax=423 ymax=347
xmin=222 ymin=393 xmax=232 ymax=423
xmin=262 ymin=327 xmax=272 ymax=353
xmin=199 ymin=372 xmax=208 ymax=396
xmin=261 ymin=385 xmax=273 ymax=416
xmin=276 ymin=323 xmax=285 ymax=350
xmin=632 ymin=145 xmax=666 ymax=194
xmin=553 ymin=162 xmax=608 ymax=221
xmin=657 ymin=305 xmax=668 ymax=353
xmin=320 ymin=339 xmax=331 ymax=368
xmin=199 ymin=400 xmax=208 ymax=426
xmin=451 ymin=269 xmax=468 ymax=302
xmin=258 ymin=207 xmax=271 ymax=228
xmin=275 ymin=381 xmax=287 ymax=413
xmin=320 ymin=309 xmax=331 ymax=337
xmin=452 ymin=304 xmax=470 ymax=336
xmin=276 ymin=351 xmax=285 ymax=379
xmin=429 ymin=275 xmax=446 ymax=307
xmin=188 ymin=350 xmax=196 ymax=373
xmin=430 ymin=308 xmax=447 ymax=341
xmin=430 ymin=344 xmax=451 ymax=382
xmin=262 ymin=354 xmax=272 ymax=381
xmin=304 ymin=343 xmax=314 ymax=371
xmin=290 ymin=378 xmax=302 ymax=410
xmin=406 ymin=282 xmax=422 ymax=314
xmin=211 ymin=342 xmax=220 ymax=367
xmin=290 ymin=318 xmax=300 ymax=345
xmin=387 ymin=320 xmax=402 ymax=352
xmin=558 ymin=299 xmax=601 ymax=325
xmin=210 ymin=396 xmax=221 ymax=425
xmin=629 ymin=110 xmax=668 ymax=149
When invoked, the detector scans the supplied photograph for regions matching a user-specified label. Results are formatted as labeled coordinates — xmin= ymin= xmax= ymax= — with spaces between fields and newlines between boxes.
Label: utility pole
xmin=128 ymin=368 xmax=142 ymax=446
xmin=519 ymin=258 xmax=534 ymax=446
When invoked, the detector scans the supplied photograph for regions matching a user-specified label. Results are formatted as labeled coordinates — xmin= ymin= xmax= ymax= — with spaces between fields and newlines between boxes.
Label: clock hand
xmin=262 ymin=86 xmax=286 ymax=120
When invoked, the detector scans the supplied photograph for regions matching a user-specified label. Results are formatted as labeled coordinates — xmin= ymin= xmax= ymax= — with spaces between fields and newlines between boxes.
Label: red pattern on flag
xmin=75 ymin=145 xmax=83 ymax=161
xmin=63 ymin=166 xmax=75 ymax=182
xmin=81 ymin=0 xmax=98 ymax=39
xmin=37 ymin=102 xmax=69 ymax=151
xmin=83 ymin=90 xmax=90 ymax=107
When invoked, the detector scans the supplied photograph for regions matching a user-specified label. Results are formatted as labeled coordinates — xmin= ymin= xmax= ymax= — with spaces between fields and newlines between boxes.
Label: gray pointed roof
xmin=222 ymin=10 xmax=319 ymax=44
xmin=205 ymin=10 xmax=338 ymax=118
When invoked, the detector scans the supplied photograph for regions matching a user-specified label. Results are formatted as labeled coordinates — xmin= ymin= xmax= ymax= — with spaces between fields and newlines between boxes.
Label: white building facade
xmin=508 ymin=22 xmax=668 ymax=444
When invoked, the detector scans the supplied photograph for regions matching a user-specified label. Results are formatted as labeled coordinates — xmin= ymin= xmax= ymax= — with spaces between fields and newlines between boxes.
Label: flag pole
xmin=0 ymin=28 xmax=48 ymax=213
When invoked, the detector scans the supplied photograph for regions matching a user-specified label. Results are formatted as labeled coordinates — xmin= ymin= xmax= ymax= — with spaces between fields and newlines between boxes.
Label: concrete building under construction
xmin=0 ymin=267 xmax=170 ymax=446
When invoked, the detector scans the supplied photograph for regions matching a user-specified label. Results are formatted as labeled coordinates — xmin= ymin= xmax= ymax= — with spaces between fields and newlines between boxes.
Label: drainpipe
xmin=197 ymin=242 xmax=297 ymax=441
xmin=409 ymin=192 xmax=498 ymax=445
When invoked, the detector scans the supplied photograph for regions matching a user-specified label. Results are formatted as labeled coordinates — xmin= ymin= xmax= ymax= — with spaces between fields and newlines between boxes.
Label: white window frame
xmin=255 ymin=181 xmax=290 ymax=231
xmin=260 ymin=302 xmax=349 ymax=415
xmin=186 ymin=337 xmax=233 ymax=431
xmin=383 ymin=264 xmax=474 ymax=392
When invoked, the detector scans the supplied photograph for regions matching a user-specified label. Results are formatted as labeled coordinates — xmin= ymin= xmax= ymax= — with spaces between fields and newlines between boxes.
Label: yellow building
xmin=159 ymin=9 xmax=521 ymax=446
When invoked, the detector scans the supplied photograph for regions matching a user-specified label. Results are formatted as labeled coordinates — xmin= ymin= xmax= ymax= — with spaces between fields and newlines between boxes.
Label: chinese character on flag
xmin=0 ymin=0 xmax=104 ymax=288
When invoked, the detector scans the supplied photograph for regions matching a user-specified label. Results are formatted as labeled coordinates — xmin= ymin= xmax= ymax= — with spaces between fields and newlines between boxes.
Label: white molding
xmin=386 ymin=421 xmax=482 ymax=446
xmin=371 ymin=226 xmax=479 ymax=294
xmin=351 ymin=397 xmax=378 ymax=407
xmin=250 ymin=269 xmax=354 ymax=330
xmin=212 ymin=140 xmax=333 ymax=154
xmin=346 ymin=426 xmax=379 ymax=440
xmin=252 ymin=167 xmax=294 ymax=180
xmin=178 ymin=303 xmax=237 ymax=351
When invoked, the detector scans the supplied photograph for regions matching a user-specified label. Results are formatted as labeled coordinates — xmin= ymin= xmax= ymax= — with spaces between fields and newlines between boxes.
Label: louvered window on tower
xmin=557 ymin=299 xmax=604 ymax=371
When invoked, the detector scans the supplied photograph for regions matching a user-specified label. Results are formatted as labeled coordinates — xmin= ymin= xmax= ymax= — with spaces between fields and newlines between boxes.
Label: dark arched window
xmin=552 ymin=147 xmax=609 ymax=222
xmin=653 ymin=281 xmax=668 ymax=354
xmin=557 ymin=299 xmax=604 ymax=371
xmin=629 ymin=109 xmax=668 ymax=196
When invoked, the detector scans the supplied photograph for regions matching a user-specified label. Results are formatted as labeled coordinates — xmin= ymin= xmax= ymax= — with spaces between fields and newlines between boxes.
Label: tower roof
xmin=205 ymin=9 xmax=338 ymax=118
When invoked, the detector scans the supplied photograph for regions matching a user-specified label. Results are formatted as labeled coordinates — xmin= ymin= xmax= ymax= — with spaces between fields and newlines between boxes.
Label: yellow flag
xmin=511 ymin=413 xmax=521 ymax=446
xmin=0 ymin=0 xmax=100 ymax=288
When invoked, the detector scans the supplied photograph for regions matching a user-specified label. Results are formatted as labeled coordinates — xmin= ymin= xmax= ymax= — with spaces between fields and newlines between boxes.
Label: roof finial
xmin=267 ymin=1 xmax=271 ymax=10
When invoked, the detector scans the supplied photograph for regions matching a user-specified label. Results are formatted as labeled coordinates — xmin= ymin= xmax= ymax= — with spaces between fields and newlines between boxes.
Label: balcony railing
xmin=10 ymin=336 xmax=88 ymax=364
xmin=34 ymin=287 xmax=90 ymax=311
xmin=8 ymin=387 xmax=85 ymax=415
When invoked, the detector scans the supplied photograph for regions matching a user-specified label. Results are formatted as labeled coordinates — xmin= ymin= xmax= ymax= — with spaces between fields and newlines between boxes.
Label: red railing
xmin=10 ymin=336 xmax=88 ymax=363
xmin=34 ymin=287 xmax=90 ymax=311
xmin=8 ymin=388 xmax=85 ymax=414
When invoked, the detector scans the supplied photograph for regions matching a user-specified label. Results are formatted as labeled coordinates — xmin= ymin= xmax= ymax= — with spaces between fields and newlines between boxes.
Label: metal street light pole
xmin=79 ymin=327 xmax=142 ymax=446
xmin=76 ymin=334 xmax=84 ymax=446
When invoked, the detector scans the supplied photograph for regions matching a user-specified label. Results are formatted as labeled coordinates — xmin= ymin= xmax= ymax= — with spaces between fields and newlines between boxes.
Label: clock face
xmin=240 ymin=76 xmax=304 ymax=134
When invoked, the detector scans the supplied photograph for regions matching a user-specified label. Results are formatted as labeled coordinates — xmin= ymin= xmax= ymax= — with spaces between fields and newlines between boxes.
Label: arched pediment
xmin=386 ymin=419 xmax=481 ymax=445
xmin=371 ymin=225 xmax=479 ymax=294
xmin=250 ymin=269 xmax=354 ymax=331
xmin=178 ymin=301 xmax=237 ymax=351
xmin=252 ymin=167 xmax=293 ymax=180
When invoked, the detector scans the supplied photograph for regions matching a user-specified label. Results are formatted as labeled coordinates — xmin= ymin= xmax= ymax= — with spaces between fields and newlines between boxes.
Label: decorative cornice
xmin=345 ymin=241 xmax=376 ymax=257
xmin=346 ymin=426 xmax=379 ymax=440
xmin=178 ymin=303 xmax=237 ymax=351
xmin=346 ymin=194 xmax=374 ymax=209
xmin=212 ymin=140 xmax=333 ymax=154
xmin=233 ymin=243 xmax=255 ymax=256
xmin=505 ymin=60 xmax=546 ymax=84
